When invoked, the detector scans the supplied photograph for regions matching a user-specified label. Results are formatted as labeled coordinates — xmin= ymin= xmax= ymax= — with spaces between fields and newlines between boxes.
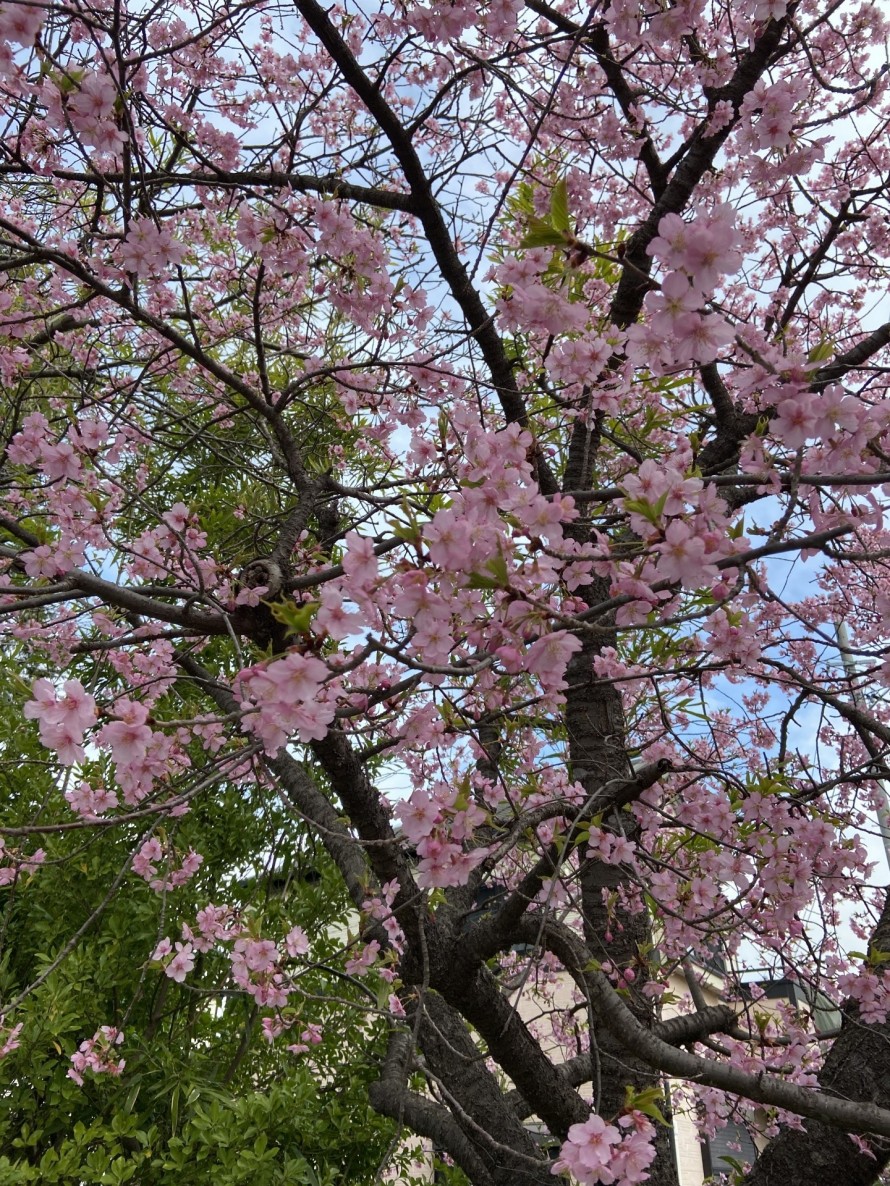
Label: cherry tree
xmin=1 ymin=0 xmax=890 ymax=1182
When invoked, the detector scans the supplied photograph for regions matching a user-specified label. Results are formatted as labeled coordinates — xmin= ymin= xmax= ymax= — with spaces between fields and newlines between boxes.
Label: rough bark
xmin=562 ymin=576 xmax=680 ymax=1186
xmin=411 ymin=991 xmax=554 ymax=1186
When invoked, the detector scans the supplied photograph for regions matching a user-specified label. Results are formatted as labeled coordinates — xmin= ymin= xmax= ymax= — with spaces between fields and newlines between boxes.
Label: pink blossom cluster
xmin=47 ymin=67 xmax=128 ymax=155
xmin=773 ymin=382 xmax=875 ymax=451
xmin=586 ymin=828 xmax=636 ymax=866
xmin=64 ymin=782 xmax=119 ymax=818
xmin=545 ymin=334 xmax=624 ymax=414
xmin=338 ymin=530 xmax=380 ymax=610
xmin=313 ymin=582 xmax=366 ymax=641
xmin=633 ymin=771 xmax=878 ymax=962
xmin=398 ymin=418 xmax=589 ymax=693
xmin=191 ymin=903 xmax=241 ymax=950
xmin=5 ymin=413 xmax=129 ymax=584
xmin=311 ymin=200 xmax=396 ymax=329
xmin=0 ymin=1 xmax=44 ymax=46
xmin=286 ymin=1021 xmax=323 ymax=1056
xmin=647 ymin=204 xmax=742 ymax=292
xmin=132 ymin=837 xmax=203 ymax=893
xmin=119 ymin=219 xmax=187 ymax=277
xmin=740 ymin=76 xmax=809 ymax=152
xmin=405 ymin=0 xmax=478 ymax=43
xmin=68 ymin=1026 xmax=125 ymax=1087
xmin=230 ymin=936 xmax=292 ymax=1007
xmin=616 ymin=457 xmax=743 ymax=595
xmin=152 ymin=938 xmax=195 ymax=983
xmin=152 ymin=905 xmax=240 ymax=981
xmin=238 ymin=650 xmax=336 ymax=753
xmin=551 ymin=1112 xmax=657 ymax=1185
xmin=261 ymin=1015 xmax=323 ymax=1055
xmin=152 ymin=908 xmax=313 ymax=1020
xmin=495 ymin=251 xmax=590 ymax=337
xmin=630 ymin=204 xmax=741 ymax=369
xmin=95 ymin=698 xmax=178 ymax=803
xmin=395 ymin=782 xmax=489 ymax=888
xmin=837 ymin=967 xmax=890 ymax=1024
xmin=363 ymin=880 xmax=406 ymax=953
xmin=8 ymin=412 xmax=83 ymax=483
xmin=0 ymin=838 xmax=45 ymax=887
xmin=0 ymin=1017 xmax=22 ymax=1059
xmin=704 ymin=609 xmax=763 ymax=668
xmin=236 ymin=203 xmax=309 ymax=280
xmin=345 ymin=939 xmax=381 ymax=976
xmin=21 ymin=538 xmax=86 ymax=580
xmin=495 ymin=631 xmax=584 ymax=694
xmin=24 ymin=677 xmax=97 ymax=766
xmin=126 ymin=503 xmax=211 ymax=584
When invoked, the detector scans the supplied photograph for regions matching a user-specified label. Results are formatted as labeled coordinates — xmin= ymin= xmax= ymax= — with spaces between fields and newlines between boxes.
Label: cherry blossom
xmin=551 ymin=1114 xmax=622 ymax=1185
xmin=0 ymin=1 xmax=44 ymax=45
xmin=68 ymin=1027 xmax=125 ymax=1087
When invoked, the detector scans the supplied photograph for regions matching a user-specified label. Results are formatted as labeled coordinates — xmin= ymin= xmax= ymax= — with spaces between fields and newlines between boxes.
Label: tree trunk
xmin=565 ymin=584 xmax=681 ymax=1186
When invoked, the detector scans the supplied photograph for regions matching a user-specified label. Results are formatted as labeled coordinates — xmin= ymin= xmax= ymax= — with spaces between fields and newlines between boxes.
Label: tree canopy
xmin=2 ymin=0 xmax=890 ymax=1183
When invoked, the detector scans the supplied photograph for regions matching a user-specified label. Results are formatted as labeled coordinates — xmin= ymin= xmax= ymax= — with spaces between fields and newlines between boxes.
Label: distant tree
xmin=2 ymin=1 xmax=890 ymax=1184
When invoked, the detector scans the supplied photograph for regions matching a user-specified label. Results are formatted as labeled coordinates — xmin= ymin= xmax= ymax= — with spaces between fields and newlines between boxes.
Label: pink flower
xmin=0 ymin=1019 xmax=22 ymax=1059
xmin=24 ymin=678 xmax=97 ymax=766
xmin=165 ymin=942 xmax=195 ymax=983
xmin=645 ymin=270 xmax=701 ymax=334
xmin=285 ymin=925 xmax=309 ymax=957
xmin=345 ymin=940 xmax=380 ymax=976
xmin=0 ymin=1 xmax=44 ymax=45
xmin=315 ymin=585 xmax=364 ymax=640
xmin=773 ymin=391 xmax=822 ymax=449
xmin=68 ymin=1027 xmax=125 ymax=1087
xmin=647 ymin=204 xmax=741 ymax=293
xmin=341 ymin=531 xmax=379 ymax=592
xmin=162 ymin=502 xmax=191 ymax=531
xmin=656 ymin=519 xmax=718 ymax=588
xmin=235 ymin=937 xmax=280 ymax=972
xmin=395 ymin=790 xmax=441 ymax=843
xmin=424 ymin=508 xmax=473 ymax=572
xmin=65 ymin=782 xmax=119 ymax=818
xmin=613 ymin=1116 xmax=657 ymax=1184
xmin=98 ymin=699 xmax=153 ymax=765
xmin=239 ymin=652 xmax=334 ymax=753
xmin=119 ymin=219 xmax=185 ymax=276
xmin=525 ymin=631 xmax=582 ymax=693
xmin=552 ymin=1114 xmax=622 ymax=1184
xmin=286 ymin=1023 xmax=323 ymax=1056
xmin=132 ymin=837 xmax=163 ymax=879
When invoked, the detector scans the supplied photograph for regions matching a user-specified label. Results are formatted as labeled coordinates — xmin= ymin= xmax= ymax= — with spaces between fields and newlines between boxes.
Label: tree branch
xmin=517 ymin=915 xmax=890 ymax=1139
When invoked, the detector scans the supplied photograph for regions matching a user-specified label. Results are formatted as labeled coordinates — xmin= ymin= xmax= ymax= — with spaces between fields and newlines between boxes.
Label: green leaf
xmin=485 ymin=552 xmax=510 ymax=587
xmin=807 ymin=337 xmax=836 ymax=363
xmin=464 ymin=573 xmax=500 ymax=590
xmin=269 ymin=600 xmax=319 ymax=634
xmin=550 ymin=178 xmax=570 ymax=234
xmin=518 ymin=218 xmax=565 ymax=249
xmin=623 ymin=1084 xmax=669 ymax=1126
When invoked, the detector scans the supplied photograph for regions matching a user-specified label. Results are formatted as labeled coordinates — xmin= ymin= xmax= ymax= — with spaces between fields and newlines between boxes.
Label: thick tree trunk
xmin=412 ymin=992 xmax=553 ymax=1186
xmin=564 ymin=583 xmax=681 ymax=1186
